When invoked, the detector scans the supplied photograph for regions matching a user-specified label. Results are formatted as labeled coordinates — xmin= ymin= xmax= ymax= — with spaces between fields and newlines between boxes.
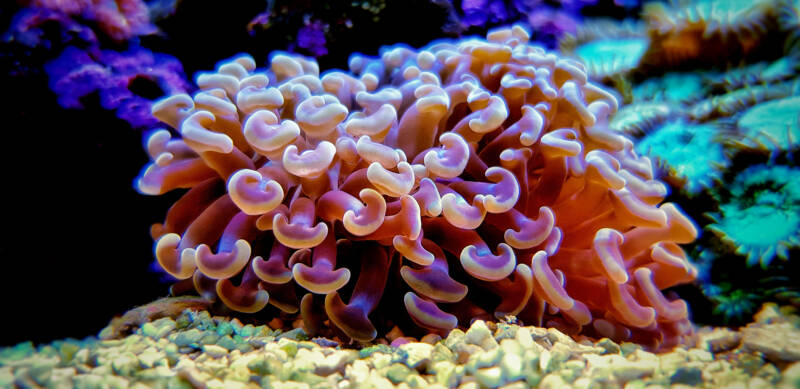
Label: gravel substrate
xmin=2 ymin=300 xmax=799 ymax=389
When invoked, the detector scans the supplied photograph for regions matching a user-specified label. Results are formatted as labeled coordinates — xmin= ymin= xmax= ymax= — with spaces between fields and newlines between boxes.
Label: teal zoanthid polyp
xmin=574 ymin=37 xmax=648 ymax=77
xmin=636 ymin=120 xmax=727 ymax=195
xmin=737 ymin=96 xmax=800 ymax=151
xmin=715 ymin=204 xmax=799 ymax=262
xmin=708 ymin=164 xmax=800 ymax=268
xmin=710 ymin=287 xmax=760 ymax=323
xmin=634 ymin=72 xmax=706 ymax=104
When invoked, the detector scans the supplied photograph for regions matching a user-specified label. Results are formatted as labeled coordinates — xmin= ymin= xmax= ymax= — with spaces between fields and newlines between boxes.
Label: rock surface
xmin=1 ymin=303 xmax=799 ymax=388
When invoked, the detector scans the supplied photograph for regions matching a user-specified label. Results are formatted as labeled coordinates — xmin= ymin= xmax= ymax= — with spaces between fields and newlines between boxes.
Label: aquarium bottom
xmin=1 ymin=298 xmax=799 ymax=388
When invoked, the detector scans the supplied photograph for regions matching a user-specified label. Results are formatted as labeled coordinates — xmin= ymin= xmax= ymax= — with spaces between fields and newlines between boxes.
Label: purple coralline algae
xmin=459 ymin=0 xmax=579 ymax=47
xmin=45 ymin=45 xmax=191 ymax=129
xmin=244 ymin=0 xmax=394 ymax=59
xmin=455 ymin=0 xmax=641 ymax=48
xmin=460 ymin=0 xmax=515 ymax=26
xmin=295 ymin=19 xmax=328 ymax=58
xmin=526 ymin=7 xmax=580 ymax=44
xmin=24 ymin=0 xmax=156 ymax=42
xmin=5 ymin=7 xmax=98 ymax=49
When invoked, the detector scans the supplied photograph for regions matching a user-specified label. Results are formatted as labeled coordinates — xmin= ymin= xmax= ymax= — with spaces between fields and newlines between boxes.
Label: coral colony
xmin=138 ymin=25 xmax=699 ymax=350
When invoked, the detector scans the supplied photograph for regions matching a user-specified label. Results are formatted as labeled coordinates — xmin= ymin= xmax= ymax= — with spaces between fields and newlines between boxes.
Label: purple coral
xmin=28 ymin=0 xmax=156 ymax=41
xmin=45 ymin=45 xmax=191 ymax=129
xmin=456 ymin=0 xmax=594 ymax=48
xmin=5 ymin=7 xmax=98 ymax=49
xmin=45 ymin=46 xmax=110 ymax=108
xmin=461 ymin=0 xmax=515 ymax=26
xmin=296 ymin=19 xmax=328 ymax=57
xmin=526 ymin=7 xmax=580 ymax=46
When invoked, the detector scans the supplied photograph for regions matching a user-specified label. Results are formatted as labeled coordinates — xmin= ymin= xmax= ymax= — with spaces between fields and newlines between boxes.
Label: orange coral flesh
xmin=138 ymin=25 xmax=698 ymax=350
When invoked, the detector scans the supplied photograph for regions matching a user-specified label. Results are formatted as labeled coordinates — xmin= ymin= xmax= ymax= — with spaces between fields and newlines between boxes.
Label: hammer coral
xmin=138 ymin=25 xmax=698 ymax=349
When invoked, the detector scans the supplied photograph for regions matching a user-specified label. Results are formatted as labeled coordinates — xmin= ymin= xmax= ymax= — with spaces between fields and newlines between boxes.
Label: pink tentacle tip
xmin=504 ymin=206 xmax=554 ymax=249
xmin=404 ymin=292 xmax=458 ymax=332
xmin=228 ymin=169 xmax=284 ymax=215
xmin=441 ymin=192 xmax=487 ymax=229
xmin=292 ymin=263 xmax=350 ymax=294
xmin=290 ymin=235 xmax=351 ymax=294
xmin=243 ymin=110 xmax=299 ymax=155
xmin=460 ymin=242 xmax=516 ymax=282
xmin=413 ymin=178 xmax=442 ymax=217
xmin=593 ymin=228 xmax=629 ymax=284
xmin=394 ymin=235 xmax=436 ymax=266
xmin=479 ymin=167 xmax=520 ymax=213
xmin=343 ymin=189 xmax=386 ymax=236
xmin=181 ymin=111 xmax=234 ymax=154
xmin=154 ymin=233 xmax=196 ymax=280
xmin=216 ymin=273 xmax=269 ymax=313
xmin=195 ymin=239 xmax=251 ymax=279
xmin=272 ymin=198 xmax=328 ymax=249
xmin=367 ymin=161 xmax=415 ymax=197
xmin=424 ymin=132 xmax=469 ymax=179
